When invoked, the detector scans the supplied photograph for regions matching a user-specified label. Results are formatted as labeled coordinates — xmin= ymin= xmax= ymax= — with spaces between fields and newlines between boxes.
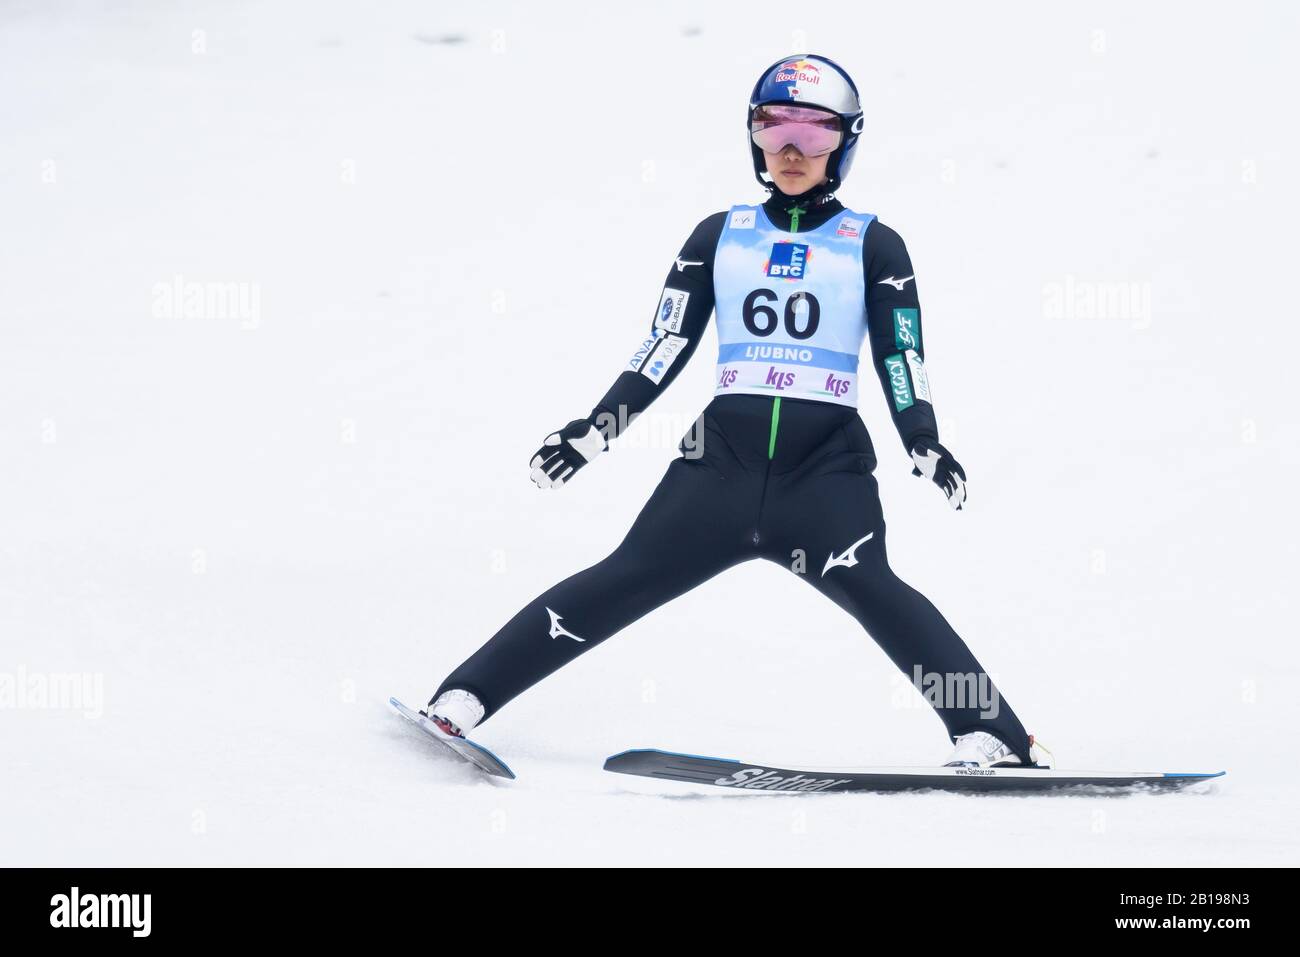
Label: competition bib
xmin=712 ymin=204 xmax=873 ymax=407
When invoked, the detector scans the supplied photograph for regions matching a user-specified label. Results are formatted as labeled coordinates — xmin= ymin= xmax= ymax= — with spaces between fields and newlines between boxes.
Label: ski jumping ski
xmin=603 ymin=748 xmax=1225 ymax=794
xmin=388 ymin=697 xmax=515 ymax=779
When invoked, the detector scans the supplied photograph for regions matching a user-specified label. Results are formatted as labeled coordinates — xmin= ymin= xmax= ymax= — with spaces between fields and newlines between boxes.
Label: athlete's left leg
xmin=763 ymin=419 xmax=1034 ymax=763
xmin=432 ymin=440 xmax=760 ymax=725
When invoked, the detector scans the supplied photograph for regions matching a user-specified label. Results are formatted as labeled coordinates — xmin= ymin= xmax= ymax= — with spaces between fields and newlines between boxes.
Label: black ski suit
xmin=435 ymin=185 xmax=1034 ymax=764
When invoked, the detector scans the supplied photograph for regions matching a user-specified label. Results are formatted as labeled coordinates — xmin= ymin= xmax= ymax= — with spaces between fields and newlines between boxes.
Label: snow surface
xmin=1 ymin=0 xmax=1297 ymax=866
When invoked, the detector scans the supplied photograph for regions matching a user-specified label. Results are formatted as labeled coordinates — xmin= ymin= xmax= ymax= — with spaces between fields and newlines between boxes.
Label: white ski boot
xmin=944 ymin=731 xmax=1051 ymax=768
xmin=424 ymin=689 xmax=485 ymax=739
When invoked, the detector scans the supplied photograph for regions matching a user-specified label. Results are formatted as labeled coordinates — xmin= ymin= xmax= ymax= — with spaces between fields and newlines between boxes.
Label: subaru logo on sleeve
xmin=655 ymin=288 xmax=690 ymax=333
xmin=766 ymin=242 xmax=809 ymax=280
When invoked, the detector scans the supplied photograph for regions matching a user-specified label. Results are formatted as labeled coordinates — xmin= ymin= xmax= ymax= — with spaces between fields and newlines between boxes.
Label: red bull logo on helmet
xmin=773 ymin=59 xmax=822 ymax=87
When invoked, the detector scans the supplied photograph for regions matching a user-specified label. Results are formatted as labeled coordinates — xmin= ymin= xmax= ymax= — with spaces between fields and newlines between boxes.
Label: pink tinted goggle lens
xmin=750 ymin=105 xmax=843 ymax=157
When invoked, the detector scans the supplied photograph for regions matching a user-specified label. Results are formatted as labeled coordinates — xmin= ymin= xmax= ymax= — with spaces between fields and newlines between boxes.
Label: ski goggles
xmin=749 ymin=104 xmax=843 ymax=157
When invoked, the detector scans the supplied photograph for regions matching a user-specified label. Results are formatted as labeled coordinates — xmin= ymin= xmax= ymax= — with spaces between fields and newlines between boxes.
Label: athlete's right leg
xmin=433 ymin=434 xmax=758 ymax=723
xmin=761 ymin=411 xmax=1035 ymax=764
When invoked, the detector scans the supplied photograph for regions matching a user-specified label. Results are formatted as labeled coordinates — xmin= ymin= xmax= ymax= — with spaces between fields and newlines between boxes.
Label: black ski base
xmin=604 ymin=749 xmax=1225 ymax=795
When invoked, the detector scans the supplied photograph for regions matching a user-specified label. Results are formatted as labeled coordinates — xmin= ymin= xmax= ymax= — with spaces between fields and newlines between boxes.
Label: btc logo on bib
xmin=766 ymin=242 xmax=809 ymax=280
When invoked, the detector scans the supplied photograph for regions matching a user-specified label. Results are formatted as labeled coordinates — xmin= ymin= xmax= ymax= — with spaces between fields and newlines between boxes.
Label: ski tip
xmin=604 ymin=748 xmax=671 ymax=773
xmin=466 ymin=733 xmax=517 ymax=780
xmin=603 ymin=749 xmax=640 ymax=770
xmin=1163 ymin=770 xmax=1226 ymax=780
xmin=605 ymin=748 xmax=657 ymax=761
xmin=604 ymin=748 xmax=740 ymax=771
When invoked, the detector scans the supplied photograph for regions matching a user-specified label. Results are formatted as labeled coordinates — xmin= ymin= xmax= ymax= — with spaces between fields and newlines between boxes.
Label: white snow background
xmin=1 ymin=0 xmax=1296 ymax=866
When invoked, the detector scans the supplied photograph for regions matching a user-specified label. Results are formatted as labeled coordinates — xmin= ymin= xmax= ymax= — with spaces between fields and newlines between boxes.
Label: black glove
xmin=909 ymin=437 xmax=967 ymax=510
xmin=529 ymin=418 xmax=607 ymax=489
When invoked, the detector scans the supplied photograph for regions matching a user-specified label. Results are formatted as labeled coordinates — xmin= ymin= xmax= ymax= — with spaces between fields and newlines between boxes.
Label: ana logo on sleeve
xmin=627 ymin=333 xmax=659 ymax=372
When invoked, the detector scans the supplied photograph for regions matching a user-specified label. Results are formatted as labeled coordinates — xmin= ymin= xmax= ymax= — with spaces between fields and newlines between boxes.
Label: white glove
xmin=910 ymin=437 xmax=967 ymax=510
xmin=529 ymin=419 xmax=606 ymax=489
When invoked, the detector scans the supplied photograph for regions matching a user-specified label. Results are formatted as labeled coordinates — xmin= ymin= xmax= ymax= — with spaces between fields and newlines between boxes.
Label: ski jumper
xmin=435 ymin=188 xmax=1034 ymax=764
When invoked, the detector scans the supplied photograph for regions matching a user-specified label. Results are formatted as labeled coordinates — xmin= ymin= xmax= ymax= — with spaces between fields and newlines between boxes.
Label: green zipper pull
xmin=768 ymin=396 xmax=782 ymax=459
xmin=769 ymin=200 xmax=803 ymax=460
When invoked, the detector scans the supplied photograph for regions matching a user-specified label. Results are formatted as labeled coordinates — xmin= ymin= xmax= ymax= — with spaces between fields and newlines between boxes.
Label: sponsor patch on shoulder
xmin=837 ymin=216 xmax=863 ymax=237
xmin=729 ymin=209 xmax=756 ymax=230
xmin=655 ymin=288 xmax=690 ymax=333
